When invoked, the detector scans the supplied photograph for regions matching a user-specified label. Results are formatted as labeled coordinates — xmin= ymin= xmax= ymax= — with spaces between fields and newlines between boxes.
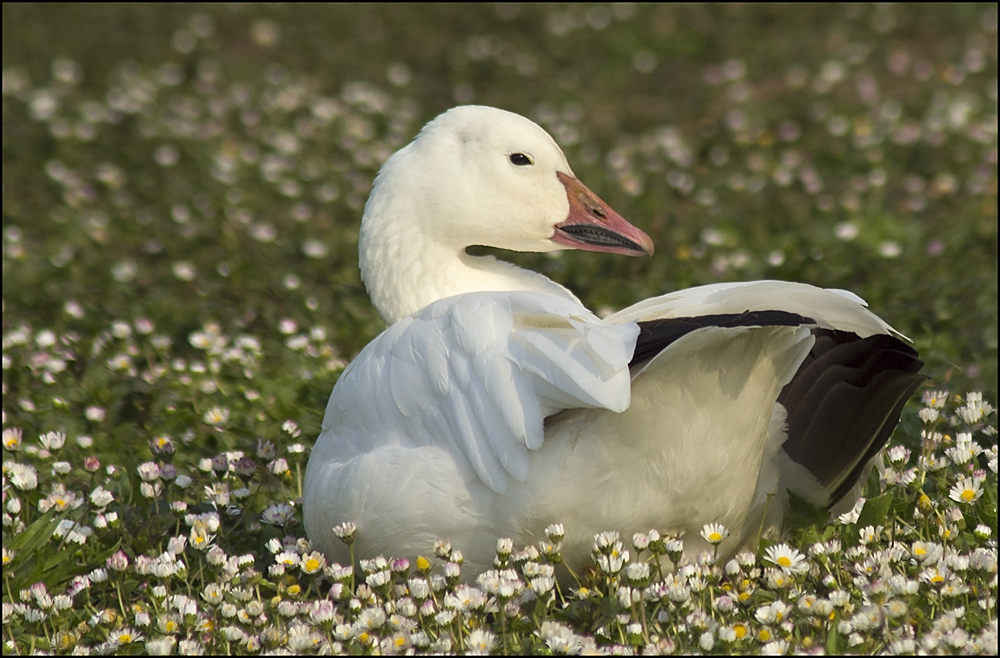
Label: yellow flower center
xmin=759 ymin=629 xmax=771 ymax=642
xmin=734 ymin=624 xmax=747 ymax=639
xmin=709 ymin=532 xmax=722 ymax=542
xmin=118 ymin=633 xmax=132 ymax=644
xmin=914 ymin=547 xmax=925 ymax=556
xmin=305 ymin=558 xmax=320 ymax=571
xmin=416 ymin=556 xmax=431 ymax=571
xmin=961 ymin=489 xmax=975 ymax=502
xmin=778 ymin=556 xmax=791 ymax=567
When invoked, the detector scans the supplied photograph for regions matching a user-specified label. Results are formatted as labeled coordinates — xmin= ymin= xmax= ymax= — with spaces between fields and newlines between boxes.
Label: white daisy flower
xmin=466 ymin=628 xmax=496 ymax=655
xmin=300 ymin=551 xmax=326 ymax=575
xmin=39 ymin=431 xmax=66 ymax=451
xmin=202 ymin=407 xmax=229 ymax=426
xmin=2 ymin=428 xmax=23 ymax=451
xmin=763 ymin=543 xmax=808 ymax=573
xmin=700 ymin=522 xmax=729 ymax=545
xmin=6 ymin=463 xmax=39 ymax=490
xmin=949 ymin=476 xmax=984 ymax=504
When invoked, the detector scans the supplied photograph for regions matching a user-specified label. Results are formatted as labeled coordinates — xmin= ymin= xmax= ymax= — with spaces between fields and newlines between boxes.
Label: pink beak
xmin=551 ymin=172 xmax=654 ymax=257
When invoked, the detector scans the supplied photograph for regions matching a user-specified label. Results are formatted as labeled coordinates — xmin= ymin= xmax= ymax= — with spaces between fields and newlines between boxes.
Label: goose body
xmin=304 ymin=106 xmax=924 ymax=574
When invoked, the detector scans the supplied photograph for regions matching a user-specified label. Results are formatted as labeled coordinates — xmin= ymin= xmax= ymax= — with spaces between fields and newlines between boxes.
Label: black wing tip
xmin=778 ymin=330 xmax=926 ymax=508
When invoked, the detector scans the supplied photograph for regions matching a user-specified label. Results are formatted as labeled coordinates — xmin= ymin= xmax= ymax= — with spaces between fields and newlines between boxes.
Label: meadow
xmin=2 ymin=4 xmax=997 ymax=654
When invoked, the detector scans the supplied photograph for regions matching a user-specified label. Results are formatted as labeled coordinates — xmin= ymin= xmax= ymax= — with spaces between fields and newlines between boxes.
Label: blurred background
xmin=3 ymin=5 xmax=997 ymax=441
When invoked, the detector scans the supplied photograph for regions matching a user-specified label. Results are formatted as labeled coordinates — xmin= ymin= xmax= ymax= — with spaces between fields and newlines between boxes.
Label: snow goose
xmin=304 ymin=105 xmax=924 ymax=575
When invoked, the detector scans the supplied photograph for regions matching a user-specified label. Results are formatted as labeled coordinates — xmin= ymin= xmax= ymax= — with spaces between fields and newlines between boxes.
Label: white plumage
xmin=304 ymin=106 xmax=923 ymax=575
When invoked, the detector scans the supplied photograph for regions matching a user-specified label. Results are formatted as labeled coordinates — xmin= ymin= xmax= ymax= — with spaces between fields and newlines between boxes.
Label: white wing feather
xmin=322 ymin=291 xmax=639 ymax=494
xmin=607 ymin=280 xmax=902 ymax=339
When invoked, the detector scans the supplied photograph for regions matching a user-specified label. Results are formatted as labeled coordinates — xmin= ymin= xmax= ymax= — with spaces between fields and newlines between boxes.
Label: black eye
xmin=508 ymin=152 xmax=533 ymax=166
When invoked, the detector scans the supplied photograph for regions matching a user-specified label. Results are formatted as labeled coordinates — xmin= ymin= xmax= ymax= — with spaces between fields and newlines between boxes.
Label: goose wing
xmin=321 ymin=290 xmax=638 ymax=494
xmin=608 ymin=280 xmax=925 ymax=510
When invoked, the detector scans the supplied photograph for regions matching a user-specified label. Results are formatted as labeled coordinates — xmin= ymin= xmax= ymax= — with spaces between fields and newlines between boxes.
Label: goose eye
xmin=508 ymin=152 xmax=533 ymax=166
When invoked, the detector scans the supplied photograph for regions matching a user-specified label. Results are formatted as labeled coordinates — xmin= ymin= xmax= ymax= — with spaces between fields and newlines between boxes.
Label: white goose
xmin=304 ymin=106 xmax=924 ymax=575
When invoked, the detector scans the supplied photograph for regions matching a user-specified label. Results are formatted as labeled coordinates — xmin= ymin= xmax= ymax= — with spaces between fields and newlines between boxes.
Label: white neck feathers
xmin=359 ymin=168 xmax=577 ymax=325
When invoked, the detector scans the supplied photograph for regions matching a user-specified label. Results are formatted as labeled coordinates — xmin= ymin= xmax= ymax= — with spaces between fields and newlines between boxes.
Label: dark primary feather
xmin=776 ymin=330 xmax=925 ymax=506
xmin=632 ymin=312 xmax=925 ymax=509
xmin=631 ymin=310 xmax=815 ymax=365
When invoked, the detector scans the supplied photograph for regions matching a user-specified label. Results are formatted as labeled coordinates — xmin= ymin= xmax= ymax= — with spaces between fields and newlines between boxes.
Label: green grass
xmin=2 ymin=4 xmax=997 ymax=654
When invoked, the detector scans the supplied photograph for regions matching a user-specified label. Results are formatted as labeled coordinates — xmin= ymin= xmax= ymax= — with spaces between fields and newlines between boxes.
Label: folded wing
xmin=322 ymin=291 xmax=639 ymax=494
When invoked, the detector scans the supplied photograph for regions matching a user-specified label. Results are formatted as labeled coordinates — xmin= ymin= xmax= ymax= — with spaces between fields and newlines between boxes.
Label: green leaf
xmin=856 ymin=492 xmax=893 ymax=529
xmin=786 ymin=489 xmax=831 ymax=545
xmin=826 ymin=621 xmax=845 ymax=654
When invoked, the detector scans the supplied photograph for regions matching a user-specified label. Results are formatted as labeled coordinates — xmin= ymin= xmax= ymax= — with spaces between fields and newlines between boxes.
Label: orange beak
xmin=551 ymin=172 xmax=654 ymax=257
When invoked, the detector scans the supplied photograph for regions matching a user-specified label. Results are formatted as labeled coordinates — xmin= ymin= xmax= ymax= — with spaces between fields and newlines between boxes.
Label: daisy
xmin=466 ymin=628 xmax=496 ymax=654
xmin=202 ymin=407 xmax=229 ymax=425
xmin=918 ymin=407 xmax=940 ymax=423
xmin=39 ymin=484 xmax=79 ymax=512
xmin=332 ymin=521 xmax=357 ymax=543
xmin=763 ymin=543 xmax=808 ymax=573
xmin=886 ymin=445 xmax=910 ymax=463
xmin=111 ymin=627 xmax=142 ymax=646
xmin=537 ymin=621 xmax=584 ymax=655
xmin=2 ymin=428 xmax=22 ymax=451
xmin=592 ymin=530 xmax=622 ymax=553
xmin=949 ymin=476 xmax=984 ymax=504
xmin=287 ymin=623 xmax=321 ymax=652
xmin=274 ymin=550 xmax=300 ymax=569
xmin=188 ymin=526 xmax=215 ymax=551
xmin=39 ymin=431 xmax=66 ymax=451
xmin=946 ymin=435 xmax=982 ymax=464
xmin=6 ymin=463 xmax=38 ymax=490
xmin=957 ymin=394 xmax=994 ymax=424
xmin=261 ymin=503 xmax=295 ymax=526
xmin=625 ymin=561 xmax=650 ymax=585
xmin=495 ymin=537 xmax=514 ymax=558
xmin=837 ymin=497 xmax=866 ymax=524
xmin=922 ymin=390 xmax=948 ymax=408
xmin=300 ymin=551 xmax=326 ymax=574
xmin=700 ymin=522 xmax=729 ymax=545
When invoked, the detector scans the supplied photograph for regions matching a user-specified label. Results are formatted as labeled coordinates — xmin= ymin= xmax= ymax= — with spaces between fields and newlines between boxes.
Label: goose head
xmin=359 ymin=105 xmax=653 ymax=323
